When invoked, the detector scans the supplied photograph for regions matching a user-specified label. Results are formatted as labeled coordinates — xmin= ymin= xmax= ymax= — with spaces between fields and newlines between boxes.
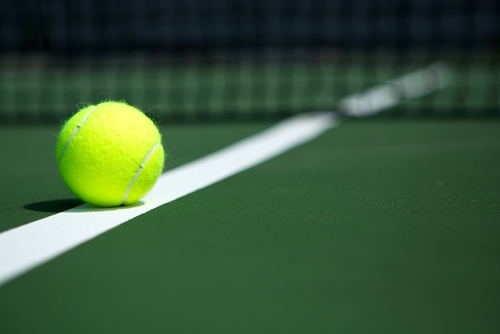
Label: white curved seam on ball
xmin=121 ymin=141 xmax=162 ymax=205
xmin=57 ymin=106 xmax=97 ymax=164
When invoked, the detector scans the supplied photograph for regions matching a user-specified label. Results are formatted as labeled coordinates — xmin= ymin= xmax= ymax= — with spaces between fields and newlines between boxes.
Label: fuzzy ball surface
xmin=56 ymin=101 xmax=165 ymax=207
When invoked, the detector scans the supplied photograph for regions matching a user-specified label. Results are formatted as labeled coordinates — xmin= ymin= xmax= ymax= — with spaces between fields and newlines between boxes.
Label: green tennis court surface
xmin=1 ymin=119 xmax=499 ymax=333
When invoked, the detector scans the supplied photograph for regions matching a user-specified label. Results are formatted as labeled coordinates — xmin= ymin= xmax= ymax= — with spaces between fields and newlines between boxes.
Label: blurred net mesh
xmin=0 ymin=0 xmax=498 ymax=123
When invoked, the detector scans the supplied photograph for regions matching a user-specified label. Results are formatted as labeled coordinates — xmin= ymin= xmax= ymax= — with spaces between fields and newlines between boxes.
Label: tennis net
xmin=1 ymin=0 xmax=498 ymax=123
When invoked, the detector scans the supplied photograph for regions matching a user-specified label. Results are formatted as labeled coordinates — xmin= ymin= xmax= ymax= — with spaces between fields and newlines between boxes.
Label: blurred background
xmin=0 ymin=0 xmax=498 ymax=123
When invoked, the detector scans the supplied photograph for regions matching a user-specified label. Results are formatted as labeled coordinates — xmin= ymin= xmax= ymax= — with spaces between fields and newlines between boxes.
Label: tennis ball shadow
xmin=25 ymin=199 xmax=145 ymax=213
xmin=24 ymin=199 xmax=83 ymax=213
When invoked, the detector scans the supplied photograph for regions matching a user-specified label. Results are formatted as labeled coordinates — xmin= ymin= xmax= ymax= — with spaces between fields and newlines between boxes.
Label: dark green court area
xmin=0 ymin=119 xmax=499 ymax=333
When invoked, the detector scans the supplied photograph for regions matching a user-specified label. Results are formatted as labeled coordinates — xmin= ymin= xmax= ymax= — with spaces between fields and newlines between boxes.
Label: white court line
xmin=0 ymin=62 xmax=450 ymax=286
xmin=0 ymin=112 xmax=337 ymax=286
xmin=337 ymin=62 xmax=450 ymax=117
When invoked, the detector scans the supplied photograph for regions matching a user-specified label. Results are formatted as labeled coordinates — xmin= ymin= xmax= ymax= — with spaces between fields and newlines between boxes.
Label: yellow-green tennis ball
xmin=56 ymin=101 xmax=165 ymax=207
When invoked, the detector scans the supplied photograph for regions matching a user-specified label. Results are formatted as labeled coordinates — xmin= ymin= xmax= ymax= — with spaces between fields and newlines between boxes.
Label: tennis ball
xmin=56 ymin=101 xmax=165 ymax=207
